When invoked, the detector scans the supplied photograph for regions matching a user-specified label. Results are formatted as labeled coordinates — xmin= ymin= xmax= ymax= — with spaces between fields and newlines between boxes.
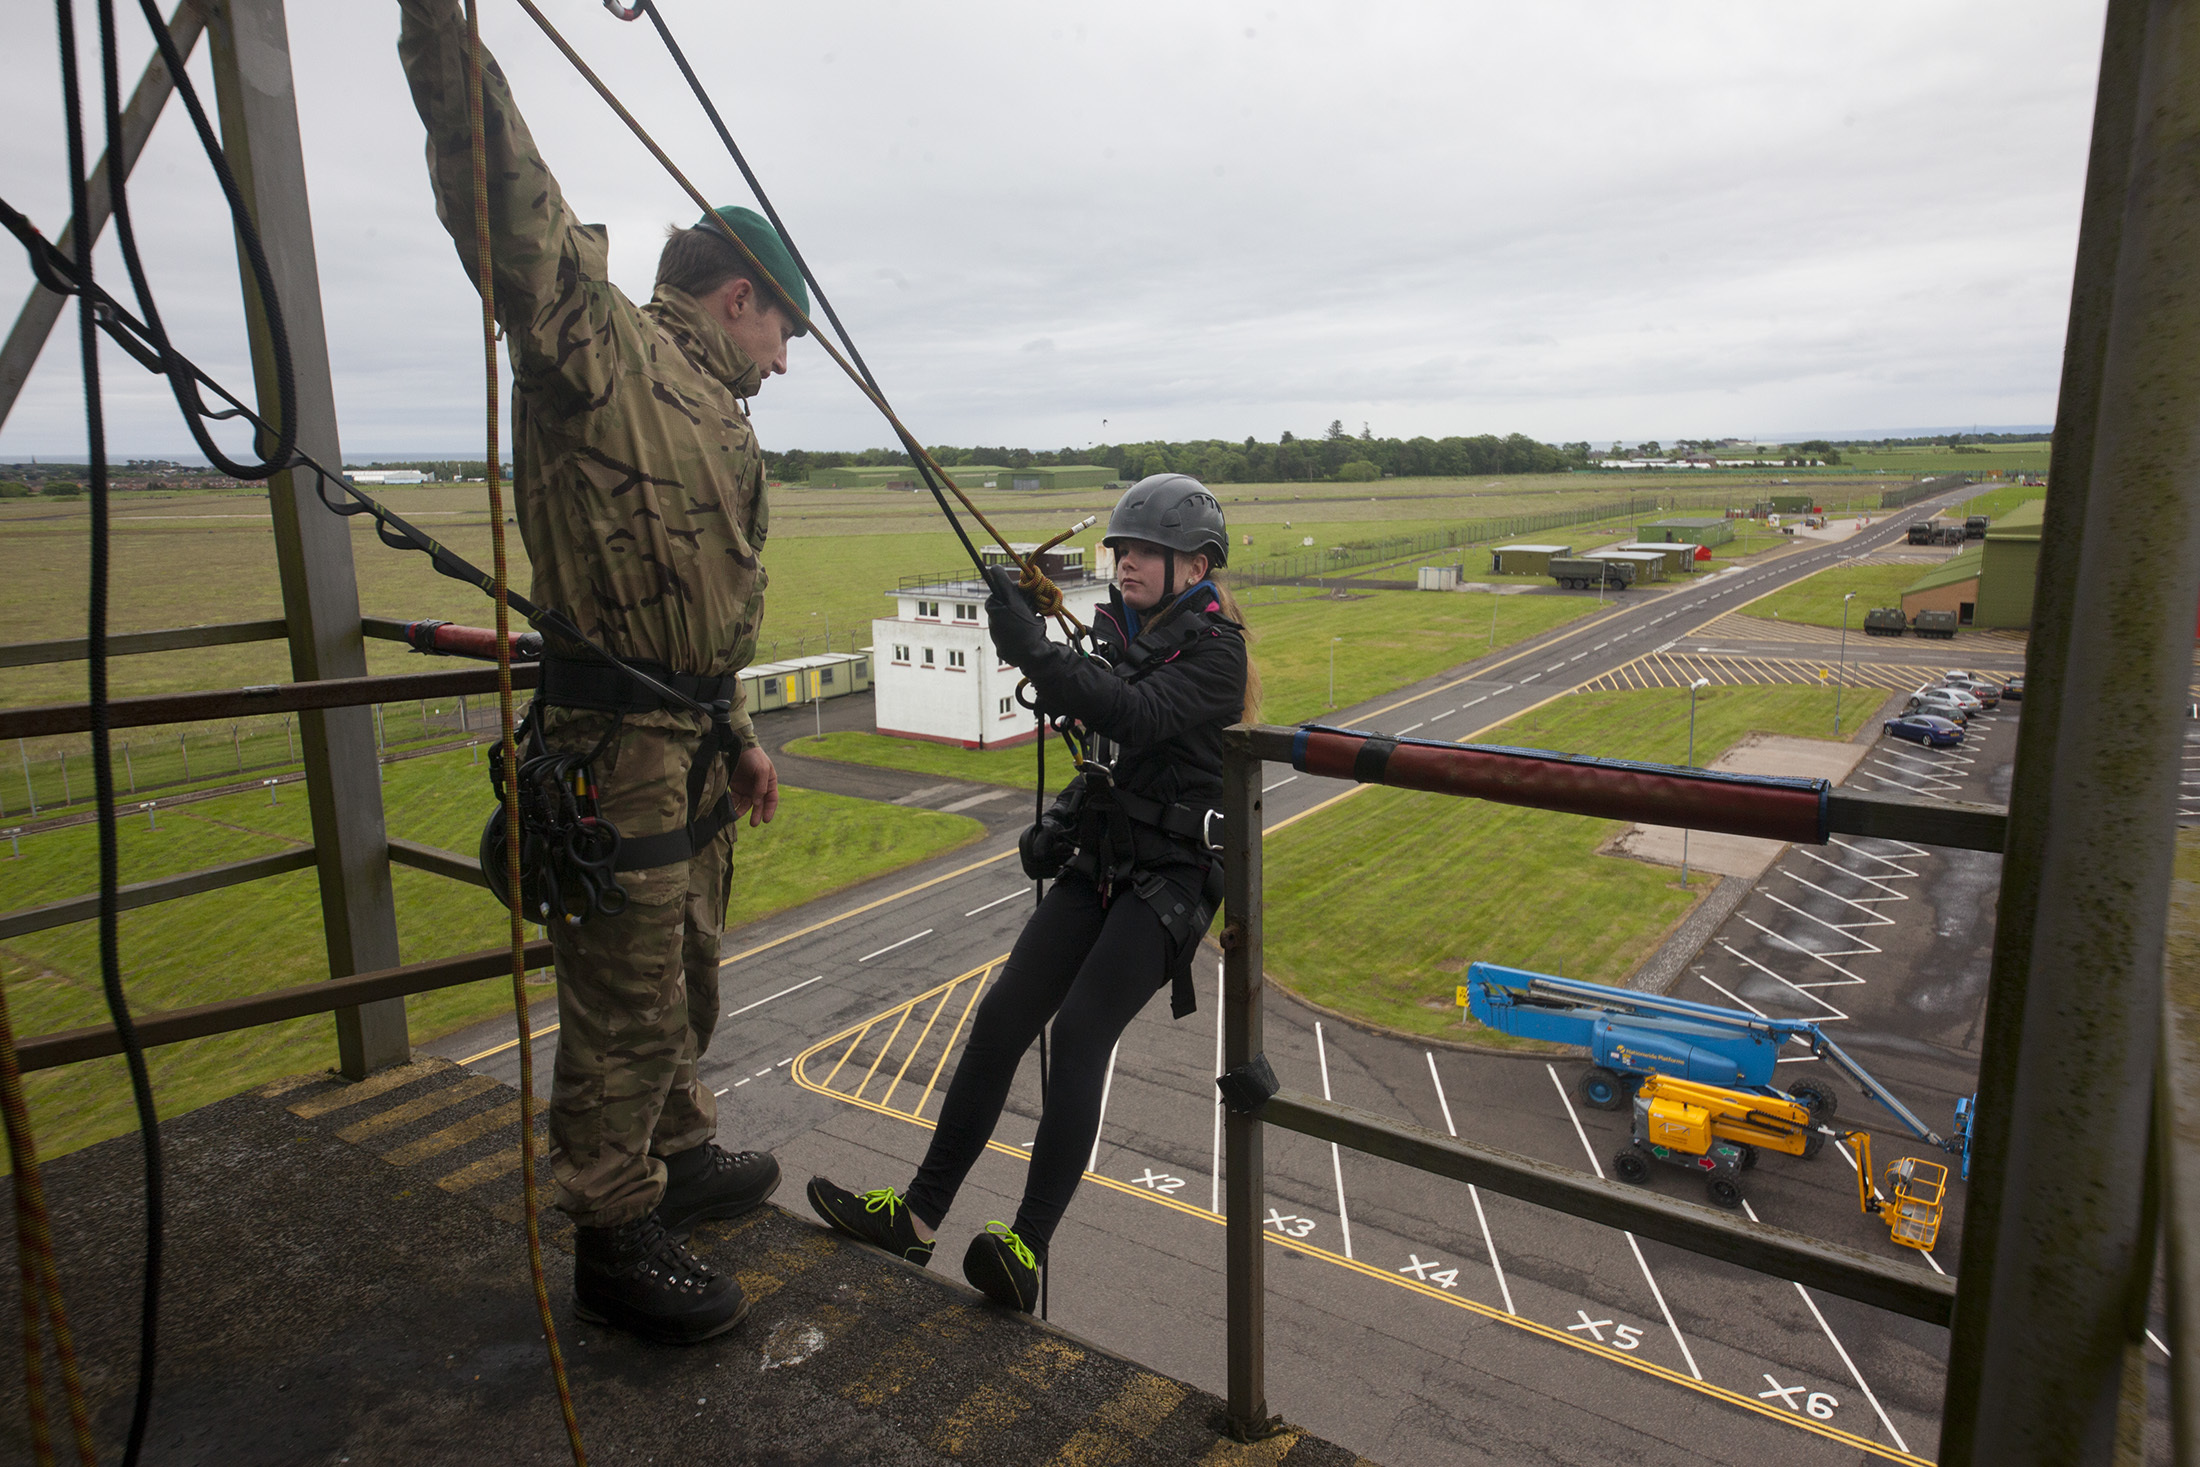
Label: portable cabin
xmin=778 ymin=652 xmax=871 ymax=701
xmin=1490 ymin=544 xmax=1571 ymax=576
xmin=1417 ymin=565 xmax=1462 ymax=591
xmin=1616 ymin=541 xmax=1699 ymax=575
xmin=1635 ymin=516 xmax=1735 ymax=548
xmin=743 ymin=660 xmax=803 ymax=711
xmin=1582 ymin=548 xmax=1668 ymax=582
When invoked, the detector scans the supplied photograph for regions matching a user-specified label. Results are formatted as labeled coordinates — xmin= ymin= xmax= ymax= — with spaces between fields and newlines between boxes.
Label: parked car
xmin=1885 ymin=714 xmax=1966 ymax=748
xmin=1906 ymin=687 xmax=1975 ymax=723
xmin=2002 ymin=675 xmax=2025 ymax=701
xmin=1937 ymin=671 xmax=2003 ymax=708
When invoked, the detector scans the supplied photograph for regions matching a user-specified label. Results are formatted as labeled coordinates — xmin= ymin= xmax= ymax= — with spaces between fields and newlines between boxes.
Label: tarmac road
xmin=439 ymin=484 xmax=2167 ymax=1464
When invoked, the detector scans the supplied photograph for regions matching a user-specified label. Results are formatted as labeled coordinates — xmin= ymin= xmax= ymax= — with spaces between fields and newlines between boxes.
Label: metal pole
xmin=1219 ymin=726 xmax=1269 ymax=1437
xmin=205 ymin=0 xmax=407 ymax=1077
xmin=1941 ymin=0 xmax=2200 ymax=1456
xmin=0 ymin=2 xmax=209 ymax=431
xmin=1835 ymin=593 xmax=1854 ymax=734
xmin=1681 ymin=678 xmax=1706 ymax=889
xmin=179 ymin=730 xmax=188 ymax=780
xmin=58 ymin=752 xmax=69 ymax=807
xmin=18 ymin=739 xmax=35 ymax=816
xmin=123 ymin=741 xmax=134 ymax=793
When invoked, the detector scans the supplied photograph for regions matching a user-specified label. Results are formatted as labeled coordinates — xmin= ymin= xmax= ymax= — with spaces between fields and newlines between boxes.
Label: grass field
xmin=1737 ymin=563 xmax=1929 ymax=628
xmin=786 ymin=729 xmax=1077 ymax=794
xmin=0 ymin=745 xmax=982 ymax=1164
xmin=1837 ymin=442 xmax=2052 ymax=476
xmin=1262 ymin=683 xmax=1852 ymax=1043
xmin=1959 ymin=483 xmax=2048 ymax=522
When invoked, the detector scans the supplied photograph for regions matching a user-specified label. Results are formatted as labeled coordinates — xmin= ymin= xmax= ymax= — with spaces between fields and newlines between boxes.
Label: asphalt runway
xmin=436 ymin=486 xmax=2175 ymax=1464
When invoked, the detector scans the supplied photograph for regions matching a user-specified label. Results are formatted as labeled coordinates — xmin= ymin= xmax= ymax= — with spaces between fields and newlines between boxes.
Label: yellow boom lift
xmin=1846 ymin=1130 xmax=1948 ymax=1251
xmin=1611 ymin=1075 xmax=1824 ymax=1209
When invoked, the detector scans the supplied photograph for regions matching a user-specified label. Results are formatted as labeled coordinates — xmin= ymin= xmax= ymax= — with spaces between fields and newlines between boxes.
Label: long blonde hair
xmin=1147 ymin=562 xmax=1261 ymax=725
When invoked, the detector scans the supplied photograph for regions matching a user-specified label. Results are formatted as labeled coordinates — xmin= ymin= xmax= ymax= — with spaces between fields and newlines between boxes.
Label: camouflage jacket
xmin=399 ymin=1 xmax=766 ymax=751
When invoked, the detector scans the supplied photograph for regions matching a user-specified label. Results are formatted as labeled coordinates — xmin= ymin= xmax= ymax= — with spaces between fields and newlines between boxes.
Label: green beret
xmin=702 ymin=205 xmax=810 ymax=334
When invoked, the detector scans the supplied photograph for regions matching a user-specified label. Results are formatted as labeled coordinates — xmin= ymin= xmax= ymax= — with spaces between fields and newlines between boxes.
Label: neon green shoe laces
xmin=859 ymin=1187 xmax=906 ymax=1218
xmin=983 ymin=1221 xmax=1036 ymax=1270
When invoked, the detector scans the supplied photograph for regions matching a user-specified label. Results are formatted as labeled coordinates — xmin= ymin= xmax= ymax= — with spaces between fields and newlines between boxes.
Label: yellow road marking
xmin=880 ymin=984 xmax=957 ymax=1112
xmin=917 ymin=966 xmax=994 ymax=1119
xmin=288 ymin=1058 xmax=447 ymax=1119
xmin=1050 ymin=1373 xmax=1190 ymax=1465
xmin=819 ymin=1025 xmax=871 ymax=1093
xmin=460 ymin=1021 xmax=560 ymax=1067
xmin=719 ymin=848 xmax=1020 ymax=970
xmin=335 ymin=1073 xmax=496 ymax=1144
xmin=382 ymin=1097 xmax=526 ymax=1168
xmin=851 ymin=1002 xmax=916 ymax=1102
xmin=796 ymin=996 xmax=1931 ymax=1467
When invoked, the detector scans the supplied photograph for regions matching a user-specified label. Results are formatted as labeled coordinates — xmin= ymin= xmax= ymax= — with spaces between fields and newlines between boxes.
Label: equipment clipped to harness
xmin=481 ymin=711 xmax=628 ymax=926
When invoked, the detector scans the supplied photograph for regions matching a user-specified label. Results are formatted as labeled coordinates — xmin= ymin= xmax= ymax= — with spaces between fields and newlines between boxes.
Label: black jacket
xmin=1021 ymin=582 xmax=1246 ymax=813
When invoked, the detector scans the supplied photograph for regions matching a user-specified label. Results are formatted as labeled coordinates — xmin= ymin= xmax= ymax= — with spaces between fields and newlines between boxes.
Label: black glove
xmin=1019 ymin=811 xmax=1076 ymax=881
xmin=984 ymin=565 xmax=1052 ymax=669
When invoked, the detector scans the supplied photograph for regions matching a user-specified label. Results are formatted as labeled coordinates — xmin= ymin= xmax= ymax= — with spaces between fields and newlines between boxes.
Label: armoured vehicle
xmin=1913 ymin=609 xmax=1960 ymax=639
xmin=1863 ymin=607 xmax=1907 ymax=636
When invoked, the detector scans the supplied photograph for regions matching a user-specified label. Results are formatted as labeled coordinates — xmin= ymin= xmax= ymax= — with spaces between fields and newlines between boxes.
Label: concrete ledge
xmin=1 ymin=1061 xmax=1369 ymax=1466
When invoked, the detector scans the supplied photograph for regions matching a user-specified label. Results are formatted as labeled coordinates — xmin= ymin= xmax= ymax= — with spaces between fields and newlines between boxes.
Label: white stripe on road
xmin=1315 ymin=1023 xmax=1355 ymax=1259
xmin=1089 ymin=1039 xmax=1122 ymax=1173
xmin=859 ymin=928 xmax=934 ymax=962
xmin=963 ymin=891 xmax=1026 ymax=917
xmin=727 ymin=975 xmax=824 ymax=1017
xmin=1262 ymin=774 xmax=1300 ymax=793
xmin=1396 ymin=721 xmax=1425 ymax=735
xmin=1546 ymin=1064 xmax=1702 ymax=1380
xmin=1429 ymin=1051 xmax=1514 ymax=1315
xmin=1742 ymin=1198 xmax=1910 ymax=1454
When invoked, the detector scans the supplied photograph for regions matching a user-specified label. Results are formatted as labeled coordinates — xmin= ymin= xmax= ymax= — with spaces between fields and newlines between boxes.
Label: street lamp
xmin=1490 ymin=591 xmax=1500 ymax=653
xmin=1681 ymin=677 xmax=1711 ymax=890
xmin=1834 ymin=592 xmax=1856 ymax=734
xmin=1329 ymin=637 xmax=1343 ymax=707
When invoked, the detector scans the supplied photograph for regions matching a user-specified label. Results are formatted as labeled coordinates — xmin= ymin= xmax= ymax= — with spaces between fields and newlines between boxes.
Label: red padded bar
xmin=1293 ymin=727 xmax=1827 ymax=843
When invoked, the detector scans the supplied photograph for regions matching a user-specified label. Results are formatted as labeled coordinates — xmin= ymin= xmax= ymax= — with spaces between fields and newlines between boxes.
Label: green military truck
xmin=1863 ymin=607 xmax=1907 ymax=637
xmin=1912 ymin=609 xmax=1959 ymax=639
xmin=1549 ymin=557 xmax=1636 ymax=591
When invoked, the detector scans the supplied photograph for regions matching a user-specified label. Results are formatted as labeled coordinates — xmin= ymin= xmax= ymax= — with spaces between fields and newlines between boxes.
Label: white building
xmin=871 ymin=548 xmax=1114 ymax=749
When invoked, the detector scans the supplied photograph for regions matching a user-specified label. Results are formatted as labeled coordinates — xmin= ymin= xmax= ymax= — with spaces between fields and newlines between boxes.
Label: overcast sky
xmin=0 ymin=1 xmax=2103 ymax=460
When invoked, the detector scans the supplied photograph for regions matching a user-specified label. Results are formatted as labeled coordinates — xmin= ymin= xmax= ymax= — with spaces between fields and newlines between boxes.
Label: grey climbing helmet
xmin=1103 ymin=474 xmax=1229 ymax=567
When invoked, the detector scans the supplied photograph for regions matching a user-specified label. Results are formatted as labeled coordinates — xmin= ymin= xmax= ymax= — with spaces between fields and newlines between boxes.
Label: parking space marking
xmin=1742 ymin=1198 xmax=1911 ymax=1454
xmin=1315 ymin=1023 xmax=1356 ymax=1259
xmin=1713 ymin=938 xmax=1851 ymax=1022
xmin=1429 ymin=1051 xmax=1514 ymax=1315
xmin=1546 ymin=1064 xmax=1703 ymax=1380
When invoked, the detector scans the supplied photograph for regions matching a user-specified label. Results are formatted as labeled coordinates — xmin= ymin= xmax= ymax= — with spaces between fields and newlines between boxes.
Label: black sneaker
xmin=962 ymin=1222 xmax=1039 ymax=1313
xmin=805 ymin=1177 xmax=935 ymax=1266
xmin=572 ymin=1211 xmax=748 ymax=1344
xmin=658 ymin=1143 xmax=780 ymax=1232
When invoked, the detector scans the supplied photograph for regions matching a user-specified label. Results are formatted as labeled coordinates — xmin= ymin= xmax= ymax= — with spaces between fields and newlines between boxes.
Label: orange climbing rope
xmin=463 ymin=2 xmax=586 ymax=1460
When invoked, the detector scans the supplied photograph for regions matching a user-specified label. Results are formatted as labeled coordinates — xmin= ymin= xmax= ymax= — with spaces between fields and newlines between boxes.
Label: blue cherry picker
xmin=1465 ymin=961 xmax=1975 ymax=1177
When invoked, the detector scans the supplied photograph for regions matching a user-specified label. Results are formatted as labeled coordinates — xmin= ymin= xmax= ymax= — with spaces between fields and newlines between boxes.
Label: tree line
xmin=766 ymin=421 xmax=1593 ymax=484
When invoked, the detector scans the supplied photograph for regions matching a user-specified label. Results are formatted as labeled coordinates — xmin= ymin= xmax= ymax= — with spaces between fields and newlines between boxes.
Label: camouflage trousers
xmin=539 ymin=707 xmax=736 ymax=1227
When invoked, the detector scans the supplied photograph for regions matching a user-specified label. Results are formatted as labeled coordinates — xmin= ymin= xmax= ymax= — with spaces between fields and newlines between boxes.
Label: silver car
xmin=1938 ymin=670 xmax=2003 ymax=708
xmin=1907 ymin=686 xmax=1975 ymax=723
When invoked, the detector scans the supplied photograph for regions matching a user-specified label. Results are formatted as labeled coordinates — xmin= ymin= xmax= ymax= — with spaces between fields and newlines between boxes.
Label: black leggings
xmin=904 ymin=873 xmax=1169 ymax=1257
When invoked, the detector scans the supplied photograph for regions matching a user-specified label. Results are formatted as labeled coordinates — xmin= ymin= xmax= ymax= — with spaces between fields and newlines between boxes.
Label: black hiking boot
xmin=805 ymin=1177 xmax=935 ymax=1266
xmin=962 ymin=1222 xmax=1040 ymax=1313
xmin=658 ymin=1143 xmax=780 ymax=1232
xmin=572 ymin=1211 xmax=748 ymax=1344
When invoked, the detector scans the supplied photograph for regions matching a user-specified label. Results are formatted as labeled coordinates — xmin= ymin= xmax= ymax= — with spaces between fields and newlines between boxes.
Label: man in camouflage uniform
xmin=399 ymin=0 xmax=797 ymax=1343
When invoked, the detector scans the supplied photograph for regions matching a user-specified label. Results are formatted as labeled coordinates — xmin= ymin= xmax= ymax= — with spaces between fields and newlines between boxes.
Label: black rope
xmin=627 ymin=0 xmax=990 ymax=578
xmin=63 ymin=1 xmax=163 ymax=1459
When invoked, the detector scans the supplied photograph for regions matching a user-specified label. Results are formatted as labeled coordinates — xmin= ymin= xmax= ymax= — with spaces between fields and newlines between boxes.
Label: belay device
xmin=478 ymin=713 xmax=627 ymax=926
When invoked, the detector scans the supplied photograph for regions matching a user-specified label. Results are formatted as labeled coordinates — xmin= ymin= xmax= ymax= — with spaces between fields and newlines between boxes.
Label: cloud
xmin=0 ymin=0 xmax=2104 ymax=457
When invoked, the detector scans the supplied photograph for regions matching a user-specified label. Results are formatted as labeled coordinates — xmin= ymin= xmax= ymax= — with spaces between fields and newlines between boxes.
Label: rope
xmin=0 ymin=964 xmax=97 ymax=1467
xmin=506 ymin=0 xmax=1086 ymax=641
xmin=65 ymin=1 xmax=164 ymax=1459
xmin=465 ymin=3 xmax=585 ymax=1459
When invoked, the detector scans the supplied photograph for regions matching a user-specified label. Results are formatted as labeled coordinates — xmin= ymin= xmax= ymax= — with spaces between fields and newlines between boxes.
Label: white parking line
xmin=964 ymin=891 xmax=1028 ymax=917
xmin=1546 ymin=1064 xmax=1703 ymax=1379
xmin=1429 ymin=1052 xmax=1514 ymax=1315
xmin=1315 ymin=1023 xmax=1356 ymax=1259
xmin=726 ymin=974 xmax=824 ymax=1017
xmin=859 ymin=928 xmax=934 ymax=962
xmin=1741 ymin=1198 xmax=1911 ymax=1454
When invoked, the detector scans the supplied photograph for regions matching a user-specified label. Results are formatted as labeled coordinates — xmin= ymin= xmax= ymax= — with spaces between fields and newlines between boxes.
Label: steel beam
xmin=1262 ymin=1091 xmax=1955 ymax=1326
xmin=1219 ymin=727 xmax=1271 ymax=1437
xmin=0 ymin=618 xmax=289 ymax=670
xmin=387 ymin=837 xmax=487 ymax=889
xmin=0 ymin=847 xmax=315 ymax=941
xmin=1941 ymin=0 xmax=2200 ymax=1457
xmin=0 ymin=1 xmax=205 ymax=431
xmin=15 ymin=939 xmax=551 ymax=1072
xmin=0 ymin=663 xmax=540 ymax=741
xmin=203 ymin=0 xmax=405 ymax=1077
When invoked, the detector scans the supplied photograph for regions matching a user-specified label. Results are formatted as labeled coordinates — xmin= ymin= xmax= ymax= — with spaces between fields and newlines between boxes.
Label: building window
xmin=916 ymin=600 xmax=940 ymax=620
xmin=953 ymin=602 xmax=978 ymax=623
xmin=922 ymin=648 xmax=935 ymax=666
xmin=761 ymin=678 xmax=779 ymax=696
xmin=820 ymin=667 xmax=834 ymax=686
xmin=998 ymin=697 xmax=1015 ymax=718
xmin=1013 ymin=476 xmax=1041 ymax=491
xmin=892 ymin=644 xmax=910 ymax=664
xmin=947 ymin=649 xmax=967 ymax=670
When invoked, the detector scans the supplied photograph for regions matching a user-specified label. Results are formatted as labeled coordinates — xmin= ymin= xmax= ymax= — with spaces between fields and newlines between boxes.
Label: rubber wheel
xmin=1613 ymin=1150 xmax=1650 ymax=1184
xmin=1578 ymin=1066 xmax=1628 ymax=1111
xmin=1706 ymin=1176 xmax=1743 ymax=1210
xmin=1790 ymin=1081 xmax=1838 ymax=1120
xmin=1801 ymin=1128 xmax=1827 ymax=1161
xmin=1736 ymin=1143 xmax=1759 ymax=1171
